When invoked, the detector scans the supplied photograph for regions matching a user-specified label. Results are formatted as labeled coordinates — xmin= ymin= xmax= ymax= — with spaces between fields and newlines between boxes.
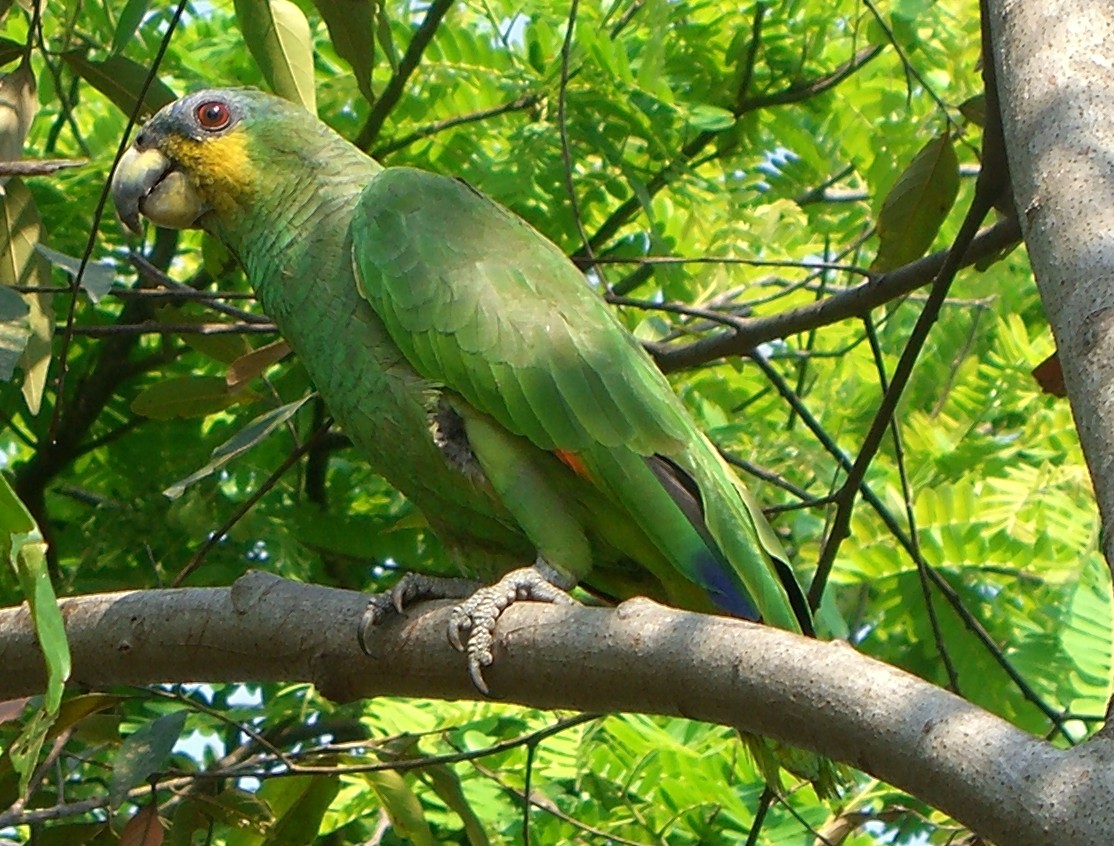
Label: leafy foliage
xmin=0 ymin=0 xmax=1107 ymax=842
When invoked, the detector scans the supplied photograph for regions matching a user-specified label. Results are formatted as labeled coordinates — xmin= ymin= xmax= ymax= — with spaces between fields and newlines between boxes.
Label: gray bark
xmin=988 ymin=0 xmax=1114 ymax=565
xmin=2 ymin=571 xmax=1113 ymax=845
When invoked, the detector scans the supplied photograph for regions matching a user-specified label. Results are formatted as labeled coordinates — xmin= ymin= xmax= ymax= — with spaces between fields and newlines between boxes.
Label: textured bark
xmin=2 ymin=571 xmax=1113 ymax=845
xmin=988 ymin=0 xmax=1114 ymax=566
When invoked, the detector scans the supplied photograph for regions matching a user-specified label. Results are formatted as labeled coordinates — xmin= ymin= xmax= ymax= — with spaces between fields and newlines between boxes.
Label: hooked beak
xmin=111 ymin=146 xmax=210 ymax=235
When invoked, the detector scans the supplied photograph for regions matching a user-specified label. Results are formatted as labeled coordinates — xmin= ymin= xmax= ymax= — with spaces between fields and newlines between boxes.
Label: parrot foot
xmin=358 ymin=572 xmax=482 ymax=653
xmin=448 ymin=563 xmax=577 ymax=695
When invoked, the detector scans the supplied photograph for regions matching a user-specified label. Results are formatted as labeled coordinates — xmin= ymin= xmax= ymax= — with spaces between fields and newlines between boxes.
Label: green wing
xmin=350 ymin=168 xmax=693 ymax=455
xmin=351 ymin=167 xmax=811 ymax=632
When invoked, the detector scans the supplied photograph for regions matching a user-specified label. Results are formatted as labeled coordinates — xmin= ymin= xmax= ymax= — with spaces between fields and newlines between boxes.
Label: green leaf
xmin=35 ymin=244 xmax=115 ymax=302
xmin=364 ymin=770 xmax=433 ymax=846
xmin=131 ymin=375 xmax=251 ymax=419
xmin=234 ymin=0 xmax=317 ymax=114
xmin=163 ymin=394 xmax=313 ymax=498
xmin=871 ymin=133 xmax=960 ymax=271
xmin=0 ymin=282 xmax=28 ymax=381
xmin=153 ymin=308 xmax=252 ymax=365
xmin=60 ymin=52 xmax=177 ymax=119
xmin=681 ymin=103 xmax=735 ymax=132
xmin=15 ymin=536 xmax=68 ymax=711
xmin=110 ymin=710 xmax=188 ymax=807
xmin=34 ymin=822 xmax=108 ymax=846
xmin=422 ymin=764 xmax=490 ymax=846
xmin=230 ymin=774 xmax=339 ymax=845
xmin=192 ymin=788 xmax=275 ymax=835
xmin=111 ymin=0 xmax=151 ymax=56
xmin=9 ymin=705 xmax=53 ymax=796
xmin=0 ymin=38 xmax=24 ymax=69
xmin=959 ymin=94 xmax=986 ymax=127
xmin=313 ymin=0 xmax=375 ymax=103
xmin=0 ymin=474 xmax=68 ymax=718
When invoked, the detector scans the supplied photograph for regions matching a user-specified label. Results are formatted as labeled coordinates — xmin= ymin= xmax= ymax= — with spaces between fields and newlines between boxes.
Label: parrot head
xmin=111 ymin=88 xmax=269 ymax=234
xmin=112 ymin=88 xmax=357 ymax=238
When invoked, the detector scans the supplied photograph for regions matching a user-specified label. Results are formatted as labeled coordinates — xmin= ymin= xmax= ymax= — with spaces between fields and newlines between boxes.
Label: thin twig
xmin=356 ymin=0 xmax=456 ymax=148
xmin=373 ymin=93 xmax=541 ymax=157
xmin=171 ymin=421 xmax=333 ymax=586
xmin=650 ymin=218 xmax=1020 ymax=373
xmin=863 ymin=315 xmax=961 ymax=694
xmin=62 ymin=321 xmax=277 ymax=337
xmin=49 ymin=0 xmax=189 ymax=442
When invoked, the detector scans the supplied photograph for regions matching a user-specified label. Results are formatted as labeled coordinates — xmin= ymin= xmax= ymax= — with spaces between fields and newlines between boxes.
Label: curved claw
xmin=357 ymin=573 xmax=481 ymax=655
xmin=446 ymin=566 xmax=577 ymax=695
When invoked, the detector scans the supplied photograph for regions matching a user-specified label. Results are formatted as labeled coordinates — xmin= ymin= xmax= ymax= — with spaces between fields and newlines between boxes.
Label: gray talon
xmin=359 ymin=566 xmax=576 ymax=693
xmin=446 ymin=565 xmax=577 ymax=694
xmin=358 ymin=573 xmax=481 ymax=655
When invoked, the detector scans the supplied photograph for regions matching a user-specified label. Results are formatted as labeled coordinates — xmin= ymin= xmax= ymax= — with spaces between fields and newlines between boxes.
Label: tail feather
xmin=646 ymin=451 xmax=812 ymax=634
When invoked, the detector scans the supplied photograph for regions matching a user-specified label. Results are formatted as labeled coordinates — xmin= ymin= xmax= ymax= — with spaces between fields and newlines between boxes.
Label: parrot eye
xmin=195 ymin=101 xmax=232 ymax=131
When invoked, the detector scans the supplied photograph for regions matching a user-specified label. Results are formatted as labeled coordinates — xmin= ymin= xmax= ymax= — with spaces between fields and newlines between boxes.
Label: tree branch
xmin=649 ymin=217 xmax=1020 ymax=372
xmin=1 ymin=571 xmax=1112 ymax=845
xmin=987 ymin=1 xmax=1114 ymax=569
xmin=356 ymin=0 xmax=456 ymax=149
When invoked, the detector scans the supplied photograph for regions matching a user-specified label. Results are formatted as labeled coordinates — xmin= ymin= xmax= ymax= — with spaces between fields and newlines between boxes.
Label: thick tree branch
xmin=1 ymin=571 xmax=1112 ymax=845
xmin=987 ymin=1 xmax=1114 ymax=567
xmin=649 ymin=217 xmax=1021 ymax=372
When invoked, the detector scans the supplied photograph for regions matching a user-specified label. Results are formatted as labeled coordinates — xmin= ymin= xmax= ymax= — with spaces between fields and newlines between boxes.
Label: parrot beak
xmin=111 ymin=146 xmax=210 ymax=235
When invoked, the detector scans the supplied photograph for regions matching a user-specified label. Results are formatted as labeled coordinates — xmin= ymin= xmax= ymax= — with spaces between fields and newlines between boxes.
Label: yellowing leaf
xmin=0 ymin=178 xmax=46 ymax=288
xmin=234 ymin=0 xmax=317 ymax=114
xmin=130 ymin=375 xmax=252 ymax=419
xmin=120 ymin=803 xmax=165 ymax=846
xmin=0 ymin=59 xmax=36 ymax=163
xmin=17 ymin=287 xmax=51 ymax=414
xmin=226 ymin=338 xmax=291 ymax=389
xmin=871 ymin=133 xmax=959 ymax=271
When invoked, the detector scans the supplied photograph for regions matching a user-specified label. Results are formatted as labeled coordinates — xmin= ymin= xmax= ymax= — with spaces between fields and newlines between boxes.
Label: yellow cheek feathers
xmin=162 ymin=128 xmax=255 ymax=216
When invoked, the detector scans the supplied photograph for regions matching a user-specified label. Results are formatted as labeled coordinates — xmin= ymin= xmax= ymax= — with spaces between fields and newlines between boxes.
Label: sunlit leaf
xmin=364 ymin=770 xmax=433 ymax=846
xmin=111 ymin=0 xmax=152 ymax=56
xmin=872 ymin=133 xmax=960 ymax=271
xmin=1 ymin=474 xmax=68 ymax=726
xmin=234 ymin=0 xmax=317 ymax=113
xmin=17 ymin=286 xmax=50 ymax=414
xmin=0 ymin=59 xmax=36 ymax=162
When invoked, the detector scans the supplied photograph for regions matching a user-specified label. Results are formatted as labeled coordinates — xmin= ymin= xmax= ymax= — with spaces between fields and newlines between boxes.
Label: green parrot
xmin=111 ymin=89 xmax=817 ymax=693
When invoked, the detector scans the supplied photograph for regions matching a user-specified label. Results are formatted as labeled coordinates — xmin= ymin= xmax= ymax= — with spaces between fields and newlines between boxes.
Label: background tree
xmin=0 ymin=0 xmax=1109 ymax=843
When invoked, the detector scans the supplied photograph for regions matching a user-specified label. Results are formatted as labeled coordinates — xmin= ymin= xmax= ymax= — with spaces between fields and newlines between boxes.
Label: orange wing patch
xmin=554 ymin=448 xmax=590 ymax=479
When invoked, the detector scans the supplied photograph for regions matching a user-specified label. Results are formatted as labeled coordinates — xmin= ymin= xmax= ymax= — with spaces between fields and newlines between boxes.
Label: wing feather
xmin=352 ymin=167 xmax=690 ymax=456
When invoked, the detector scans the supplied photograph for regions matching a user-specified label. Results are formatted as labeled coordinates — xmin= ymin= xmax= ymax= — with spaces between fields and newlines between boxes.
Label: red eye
xmin=196 ymin=101 xmax=231 ymax=131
